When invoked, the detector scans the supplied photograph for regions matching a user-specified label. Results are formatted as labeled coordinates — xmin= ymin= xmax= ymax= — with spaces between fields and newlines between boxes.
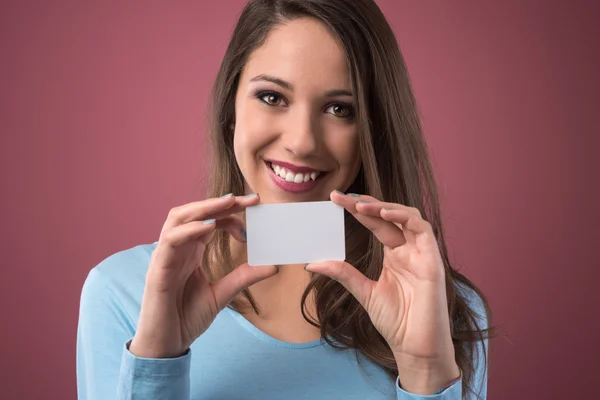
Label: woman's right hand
xmin=129 ymin=193 xmax=277 ymax=358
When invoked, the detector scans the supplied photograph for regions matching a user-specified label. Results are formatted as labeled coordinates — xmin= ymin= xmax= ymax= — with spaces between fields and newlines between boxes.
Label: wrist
xmin=132 ymin=290 xmax=183 ymax=358
xmin=395 ymin=356 xmax=461 ymax=395
xmin=129 ymin=334 xmax=185 ymax=359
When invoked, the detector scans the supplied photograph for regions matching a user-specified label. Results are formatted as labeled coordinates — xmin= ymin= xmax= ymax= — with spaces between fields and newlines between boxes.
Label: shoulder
xmin=80 ymin=242 xmax=157 ymax=314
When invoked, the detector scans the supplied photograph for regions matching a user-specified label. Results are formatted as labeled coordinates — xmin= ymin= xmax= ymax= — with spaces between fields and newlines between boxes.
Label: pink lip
xmin=265 ymin=162 xmax=322 ymax=193
xmin=265 ymin=159 xmax=322 ymax=173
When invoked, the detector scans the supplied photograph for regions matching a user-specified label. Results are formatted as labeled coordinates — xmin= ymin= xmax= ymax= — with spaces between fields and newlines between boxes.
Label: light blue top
xmin=77 ymin=243 xmax=488 ymax=399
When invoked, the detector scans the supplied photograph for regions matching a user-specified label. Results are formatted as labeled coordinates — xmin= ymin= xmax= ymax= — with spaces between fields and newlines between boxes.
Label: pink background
xmin=1 ymin=0 xmax=598 ymax=398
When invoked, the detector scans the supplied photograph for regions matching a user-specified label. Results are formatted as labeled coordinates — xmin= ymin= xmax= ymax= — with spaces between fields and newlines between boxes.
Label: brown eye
xmin=333 ymin=105 xmax=348 ymax=117
xmin=261 ymin=93 xmax=283 ymax=106
xmin=326 ymin=104 xmax=354 ymax=119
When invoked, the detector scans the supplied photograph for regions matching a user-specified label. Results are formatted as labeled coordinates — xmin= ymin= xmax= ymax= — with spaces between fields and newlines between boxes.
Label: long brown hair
xmin=203 ymin=0 xmax=495 ymax=397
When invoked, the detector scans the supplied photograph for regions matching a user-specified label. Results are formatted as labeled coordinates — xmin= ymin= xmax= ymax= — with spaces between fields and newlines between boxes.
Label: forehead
xmin=241 ymin=17 xmax=351 ymax=91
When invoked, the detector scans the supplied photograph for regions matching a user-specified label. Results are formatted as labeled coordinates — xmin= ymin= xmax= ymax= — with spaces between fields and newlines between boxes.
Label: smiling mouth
xmin=265 ymin=161 xmax=326 ymax=184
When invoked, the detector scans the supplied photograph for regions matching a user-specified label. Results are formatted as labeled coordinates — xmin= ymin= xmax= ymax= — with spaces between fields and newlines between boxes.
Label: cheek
xmin=328 ymin=132 xmax=360 ymax=171
xmin=233 ymin=100 xmax=275 ymax=164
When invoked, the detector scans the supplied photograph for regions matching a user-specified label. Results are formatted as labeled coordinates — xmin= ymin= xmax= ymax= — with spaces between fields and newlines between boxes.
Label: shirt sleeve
xmin=118 ymin=340 xmax=191 ymax=399
xmin=395 ymin=376 xmax=462 ymax=399
xmin=76 ymin=267 xmax=191 ymax=400
xmin=395 ymin=288 xmax=489 ymax=400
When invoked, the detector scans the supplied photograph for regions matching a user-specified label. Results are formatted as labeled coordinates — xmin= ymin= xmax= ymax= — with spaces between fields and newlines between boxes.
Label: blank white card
xmin=246 ymin=201 xmax=346 ymax=266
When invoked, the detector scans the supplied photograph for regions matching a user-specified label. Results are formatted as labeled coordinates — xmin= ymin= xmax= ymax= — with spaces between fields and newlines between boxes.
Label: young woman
xmin=77 ymin=0 xmax=493 ymax=398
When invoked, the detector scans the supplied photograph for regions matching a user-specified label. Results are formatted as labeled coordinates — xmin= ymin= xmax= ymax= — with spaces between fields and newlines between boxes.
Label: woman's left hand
xmin=305 ymin=191 xmax=460 ymax=394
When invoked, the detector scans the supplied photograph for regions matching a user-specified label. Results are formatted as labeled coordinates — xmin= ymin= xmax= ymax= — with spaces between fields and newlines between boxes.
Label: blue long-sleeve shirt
xmin=77 ymin=242 xmax=488 ymax=399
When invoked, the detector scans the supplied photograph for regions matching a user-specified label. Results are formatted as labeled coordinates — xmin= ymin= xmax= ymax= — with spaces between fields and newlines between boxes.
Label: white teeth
xmin=269 ymin=162 xmax=321 ymax=184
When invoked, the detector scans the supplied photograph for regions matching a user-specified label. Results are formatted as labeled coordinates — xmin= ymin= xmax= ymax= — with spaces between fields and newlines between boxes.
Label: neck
xmin=230 ymin=239 xmax=316 ymax=319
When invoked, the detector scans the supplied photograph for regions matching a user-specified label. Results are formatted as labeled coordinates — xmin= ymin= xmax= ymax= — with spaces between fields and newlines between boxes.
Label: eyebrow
xmin=249 ymin=74 xmax=353 ymax=98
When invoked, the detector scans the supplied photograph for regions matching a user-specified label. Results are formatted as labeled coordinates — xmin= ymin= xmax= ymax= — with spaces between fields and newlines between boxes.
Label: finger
xmin=305 ymin=261 xmax=374 ymax=310
xmin=160 ymin=219 xmax=218 ymax=248
xmin=212 ymin=263 xmax=279 ymax=309
xmin=331 ymin=191 xmax=422 ymax=218
xmin=164 ymin=193 xmax=260 ymax=230
xmin=380 ymin=208 xmax=436 ymax=250
xmin=352 ymin=202 xmax=416 ymax=246
xmin=162 ymin=215 xmax=248 ymax=250
xmin=211 ymin=193 xmax=261 ymax=219
xmin=339 ymin=193 xmax=425 ymax=246
xmin=330 ymin=191 xmax=406 ymax=248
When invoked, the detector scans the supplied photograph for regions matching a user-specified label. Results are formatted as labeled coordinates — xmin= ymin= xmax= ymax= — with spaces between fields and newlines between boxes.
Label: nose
xmin=281 ymin=107 xmax=320 ymax=157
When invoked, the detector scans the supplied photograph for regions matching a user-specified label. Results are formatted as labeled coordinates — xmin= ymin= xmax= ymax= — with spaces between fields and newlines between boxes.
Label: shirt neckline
xmin=224 ymin=307 xmax=330 ymax=350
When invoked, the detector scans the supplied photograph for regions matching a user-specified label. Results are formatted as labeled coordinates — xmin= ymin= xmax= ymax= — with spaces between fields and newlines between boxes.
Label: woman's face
xmin=233 ymin=17 xmax=361 ymax=204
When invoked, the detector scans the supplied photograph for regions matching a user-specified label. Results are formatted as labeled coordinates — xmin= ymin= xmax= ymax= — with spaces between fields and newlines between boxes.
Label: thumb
xmin=212 ymin=263 xmax=278 ymax=309
xmin=305 ymin=261 xmax=374 ymax=310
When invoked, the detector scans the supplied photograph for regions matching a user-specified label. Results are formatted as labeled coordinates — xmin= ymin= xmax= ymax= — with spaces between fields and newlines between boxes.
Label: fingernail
xmin=357 ymin=200 xmax=370 ymax=204
xmin=220 ymin=193 xmax=233 ymax=198
xmin=244 ymin=193 xmax=258 ymax=197
xmin=241 ymin=228 xmax=247 ymax=242
xmin=348 ymin=193 xmax=360 ymax=197
xmin=334 ymin=190 xmax=344 ymax=195
xmin=203 ymin=219 xmax=216 ymax=225
xmin=304 ymin=265 xmax=317 ymax=274
xmin=382 ymin=207 xmax=391 ymax=210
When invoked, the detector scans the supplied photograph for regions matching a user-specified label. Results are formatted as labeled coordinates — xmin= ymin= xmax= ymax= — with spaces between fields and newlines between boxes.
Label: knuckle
xmin=423 ymin=220 xmax=434 ymax=232
xmin=332 ymin=262 xmax=345 ymax=278
xmin=409 ymin=207 xmax=421 ymax=217
xmin=168 ymin=206 xmax=182 ymax=221
xmin=161 ymin=229 xmax=178 ymax=247
xmin=416 ymin=219 xmax=431 ymax=233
